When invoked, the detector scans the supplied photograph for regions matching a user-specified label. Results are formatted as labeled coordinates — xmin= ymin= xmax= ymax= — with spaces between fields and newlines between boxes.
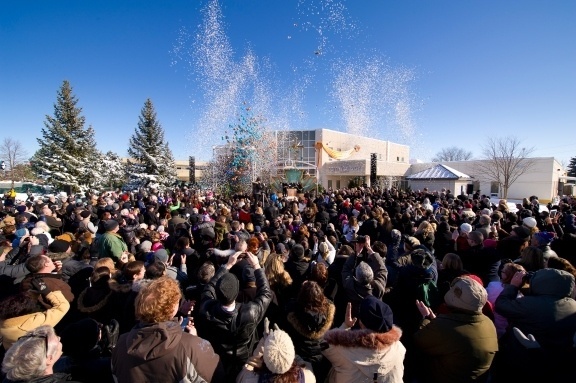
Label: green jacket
xmin=97 ymin=232 xmax=127 ymax=262
xmin=413 ymin=310 xmax=498 ymax=383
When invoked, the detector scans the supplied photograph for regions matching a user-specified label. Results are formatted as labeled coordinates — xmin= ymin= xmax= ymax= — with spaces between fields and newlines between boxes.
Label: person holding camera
xmin=342 ymin=235 xmax=388 ymax=319
xmin=197 ymin=249 xmax=272 ymax=380
xmin=492 ymin=268 xmax=576 ymax=382
xmin=112 ymin=277 xmax=224 ymax=383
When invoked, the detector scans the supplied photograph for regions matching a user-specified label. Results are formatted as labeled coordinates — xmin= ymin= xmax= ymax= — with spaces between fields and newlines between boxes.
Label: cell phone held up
xmin=180 ymin=317 xmax=189 ymax=330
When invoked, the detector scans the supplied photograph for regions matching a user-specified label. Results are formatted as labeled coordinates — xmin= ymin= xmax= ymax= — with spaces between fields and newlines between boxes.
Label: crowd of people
xmin=0 ymin=184 xmax=575 ymax=383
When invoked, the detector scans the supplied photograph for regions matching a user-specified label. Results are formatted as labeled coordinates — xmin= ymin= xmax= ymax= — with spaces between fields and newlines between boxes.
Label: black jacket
xmin=285 ymin=301 xmax=335 ymax=364
xmin=197 ymin=266 xmax=272 ymax=378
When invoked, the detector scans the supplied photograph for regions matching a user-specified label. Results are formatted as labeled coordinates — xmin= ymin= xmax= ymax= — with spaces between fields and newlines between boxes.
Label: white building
xmin=182 ymin=129 xmax=567 ymax=202
xmin=407 ymin=157 xmax=565 ymax=203
xmin=274 ymin=128 xmax=411 ymax=190
xmin=406 ymin=164 xmax=473 ymax=194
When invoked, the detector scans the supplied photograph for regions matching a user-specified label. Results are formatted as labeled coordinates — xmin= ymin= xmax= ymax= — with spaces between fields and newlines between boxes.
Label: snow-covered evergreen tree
xmin=567 ymin=156 xmax=576 ymax=178
xmin=126 ymin=99 xmax=177 ymax=189
xmin=30 ymin=80 xmax=99 ymax=192
xmin=90 ymin=151 xmax=127 ymax=191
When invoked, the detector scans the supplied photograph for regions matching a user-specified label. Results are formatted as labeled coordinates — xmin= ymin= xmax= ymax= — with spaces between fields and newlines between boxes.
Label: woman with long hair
xmin=342 ymin=216 xmax=359 ymax=244
xmin=285 ymin=281 xmax=334 ymax=381
xmin=414 ymin=220 xmax=435 ymax=253
xmin=264 ymin=253 xmax=293 ymax=303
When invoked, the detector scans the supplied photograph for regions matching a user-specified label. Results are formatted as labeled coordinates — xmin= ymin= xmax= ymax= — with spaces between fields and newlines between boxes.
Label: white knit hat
xmin=460 ymin=223 xmax=473 ymax=234
xmin=263 ymin=330 xmax=295 ymax=374
xmin=523 ymin=217 xmax=537 ymax=228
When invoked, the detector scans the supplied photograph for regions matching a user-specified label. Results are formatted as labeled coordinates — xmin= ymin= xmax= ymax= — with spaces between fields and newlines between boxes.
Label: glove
xmin=30 ymin=278 xmax=52 ymax=296
xmin=513 ymin=327 xmax=541 ymax=349
xmin=101 ymin=319 xmax=120 ymax=354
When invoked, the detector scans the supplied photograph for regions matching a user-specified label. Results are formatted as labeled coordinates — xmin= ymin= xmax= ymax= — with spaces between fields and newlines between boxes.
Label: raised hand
xmin=344 ymin=302 xmax=357 ymax=329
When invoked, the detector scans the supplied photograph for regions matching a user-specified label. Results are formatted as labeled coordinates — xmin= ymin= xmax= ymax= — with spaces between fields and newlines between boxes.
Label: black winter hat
xmin=216 ymin=272 xmax=239 ymax=305
xmin=291 ymin=244 xmax=305 ymax=260
xmin=48 ymin=239 xmax=70 ymax=253
xmin=61 ymin=318 xmax=100 ymax=355
xmin=359 ymin=295 xmax=394 ymax=333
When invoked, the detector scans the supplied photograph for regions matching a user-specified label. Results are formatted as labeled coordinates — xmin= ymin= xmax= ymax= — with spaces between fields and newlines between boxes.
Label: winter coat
xmin=384 ymin=258 xmax=439 ymax=337
xmin=75 ymin=278 xmax=130 ymax=326
xmin=456 ymin=244 xmax=501 ymax=286
xmin=54 ymin=351 xmax=114 ymax=383
xmin=197 ymin=266 xmax=272 ymax=379
xmin=20 ymin=273 xmax=75 ymax=306
xmin=322 ymin=326 xmax=405 ymax=383
xmin=0 ymin=260 xmax=29 ymax=281
xmin=250 ymin=213 xmax=266 ymax=229
xmin=413 ymin=310 xmax=498 ymax=383
xmin=0 ymin=291 xmax=70 ymax=350
xmin=342 ymin=252 xmax=388 ymax=309
xmin=285 ymin=302 xmax=335 ymax=364
xmin=96 ymin=232 xmax=127 ymax=262
xmin=3 ymin=372 xmax=81 ymax=383
xmin=111 ymin=321 xmax=225 ymax=383
xmin=495 ymin=268 xmax=576 ymax=349
xmin=358 ymin=218 xmax=379 ymax=241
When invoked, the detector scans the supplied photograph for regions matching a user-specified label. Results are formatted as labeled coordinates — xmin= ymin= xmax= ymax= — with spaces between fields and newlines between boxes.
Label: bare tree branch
xmin=475 ymin=136 xmax=535 ymax=199
xmin=432 ymin=146 xmax=473 ymax=162
xmin=0 ymin=138 xmax=29 ymax=186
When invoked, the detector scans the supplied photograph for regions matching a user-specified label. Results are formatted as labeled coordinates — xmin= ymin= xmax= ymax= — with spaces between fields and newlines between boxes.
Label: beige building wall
xmin=174 ymin=159 xmax=208 ymax=182
xmin=407 ymin=179 xmax=470 ymax=195
xmin=407 ymin=157 xmax=563 ymax=202
xmin=316 ymin=129 xmax=410 ymax=189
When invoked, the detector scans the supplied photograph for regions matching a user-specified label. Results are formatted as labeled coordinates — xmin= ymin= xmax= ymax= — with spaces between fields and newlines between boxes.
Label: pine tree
xmin=126 ymin=99 xmax=176 ymax=189
xmin=91 ymin=151 xmax=127 ymax=190
xmin=31 ymin=80 xmax=98 ymax=192
xmin=567 ymin=156 xmax=576 ymax=177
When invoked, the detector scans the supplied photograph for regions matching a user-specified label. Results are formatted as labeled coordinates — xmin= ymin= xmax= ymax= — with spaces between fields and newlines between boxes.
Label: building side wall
xmin=407 ymin=157 xmax=560 ymax=202
xmin=317 ymin=129 xmax=410 ymax=188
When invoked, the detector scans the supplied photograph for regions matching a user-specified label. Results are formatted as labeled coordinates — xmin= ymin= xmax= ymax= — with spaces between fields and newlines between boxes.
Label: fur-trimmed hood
xmin=287 ymin=301 xmax=335 ymax=340
xmin=324 ymin=326 xmax=402 ymax=350
xmin=108 ymin=278 xmax=134 ymax=294
xmin=322 ymin=326 xmax=406 ymax=382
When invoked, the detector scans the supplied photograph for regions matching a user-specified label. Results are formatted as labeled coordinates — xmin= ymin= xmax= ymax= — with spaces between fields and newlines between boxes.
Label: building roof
xmin=406 ymin=164 xmax=472 ymax=180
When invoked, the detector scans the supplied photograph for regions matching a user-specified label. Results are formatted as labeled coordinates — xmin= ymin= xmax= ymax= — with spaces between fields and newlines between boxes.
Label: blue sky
xmin=1 ymin=0 xmax=575 ymax=164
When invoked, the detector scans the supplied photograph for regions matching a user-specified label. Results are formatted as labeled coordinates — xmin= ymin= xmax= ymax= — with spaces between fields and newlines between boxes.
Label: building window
xmin=336 ymin=180 xmax=341 ymax=189
xmin=397 ymin=156 xmax=400 ymax=161
xmin=490 ymin=182 xmax=499 ymax=196
xmin=401 ymin=157 xmax=404 ymax=162
xmin=328 ymin=180 xmax=332 ymax=189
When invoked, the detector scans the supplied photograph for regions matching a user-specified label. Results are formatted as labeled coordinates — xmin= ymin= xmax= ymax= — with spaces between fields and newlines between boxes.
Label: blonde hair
xmin=442 ymin=253 xmax=463 ymax=271
xmin=416 ymin=220 xmax=435 ymax=235
xmin=264 ymin=254 xmax=292 ymax=289
xmin=95 ymin=257 xmax=116 ymax=274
